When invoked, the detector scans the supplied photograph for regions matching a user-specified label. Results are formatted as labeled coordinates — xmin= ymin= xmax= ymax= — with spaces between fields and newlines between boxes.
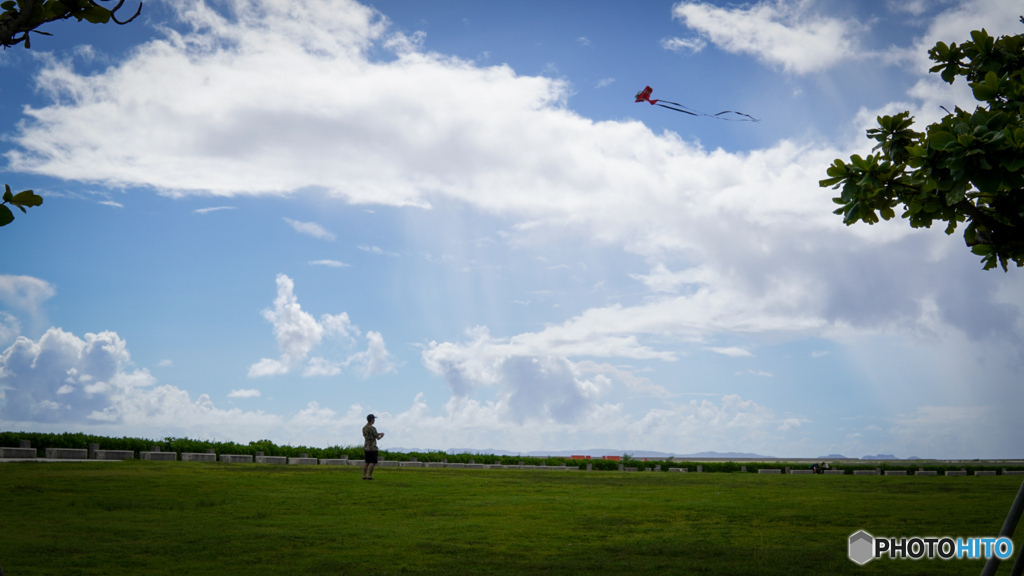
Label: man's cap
xmin=367 ymin=413 xmax=375 ymax=420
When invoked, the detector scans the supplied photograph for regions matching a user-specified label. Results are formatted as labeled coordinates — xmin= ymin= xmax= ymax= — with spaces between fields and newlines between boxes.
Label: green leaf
xmin=930 ymin=131 xmax=956 ymax=150
xmin=1 ymin=1 xmax=16 ymax=10
xmin=10 ymin=190 xmax=43 ymax=207
xmin=0 ymin=205 xmax=13 ymax=227
xmin=3 ymin=184 xmax=12 ymax=203
xmin=80 ymin=5 xmax=110 ymax=23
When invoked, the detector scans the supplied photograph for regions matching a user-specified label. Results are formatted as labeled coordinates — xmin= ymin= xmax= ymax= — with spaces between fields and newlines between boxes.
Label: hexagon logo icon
xmin=849 ymin=530 xmax=874 ymax=565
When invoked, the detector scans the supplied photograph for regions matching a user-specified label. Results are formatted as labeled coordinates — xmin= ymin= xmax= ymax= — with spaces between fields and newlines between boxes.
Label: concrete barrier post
xmin=697 ymin=465 xmax=702 ymax=473
xmin=88 ymin=443 xmax=99 ymax=459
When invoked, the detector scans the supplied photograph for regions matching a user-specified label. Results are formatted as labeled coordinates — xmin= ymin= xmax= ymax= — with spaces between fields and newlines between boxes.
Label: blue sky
xmin=1 ymin=0 xmax=1022 ymax=457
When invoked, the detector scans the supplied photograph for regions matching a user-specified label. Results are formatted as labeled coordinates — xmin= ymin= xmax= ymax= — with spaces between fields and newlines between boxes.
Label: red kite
xmin=635 ymin=86 xmax=758 ymax=122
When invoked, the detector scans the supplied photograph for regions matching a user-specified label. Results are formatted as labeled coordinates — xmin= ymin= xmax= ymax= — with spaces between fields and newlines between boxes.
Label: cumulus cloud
xmin=0 ymin=275 xmax=56 ymax=312
xmin=670 ymin=0 xmax=863 ymax=73
xmin=0 ymin=326 xmax=352 ymax=442
xmin=346 ymin=331 xmax=395 ymax=377
xmin=283 ymin=218 xmax=335 ymax=241
xmin=248 ymin=274 xmax=393 ymax=379
xmin=0 ymin=327 xmax=148 ymax=423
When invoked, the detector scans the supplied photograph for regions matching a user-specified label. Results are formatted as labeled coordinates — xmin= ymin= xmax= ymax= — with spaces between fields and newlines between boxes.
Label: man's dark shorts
xmin=364 ymin=450 xmax=379 ymax=464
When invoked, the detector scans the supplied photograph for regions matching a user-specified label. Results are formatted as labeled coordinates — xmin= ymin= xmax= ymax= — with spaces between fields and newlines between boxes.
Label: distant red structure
xmin=602 ymin=455 xmax=621 ymax=461
xmin=569 ymin=455 xmax=591 ymax=460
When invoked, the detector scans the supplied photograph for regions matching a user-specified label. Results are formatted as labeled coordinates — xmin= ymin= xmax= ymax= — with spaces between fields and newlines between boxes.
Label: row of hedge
xmin=3 ymin=432 xmax=1022 ymax=473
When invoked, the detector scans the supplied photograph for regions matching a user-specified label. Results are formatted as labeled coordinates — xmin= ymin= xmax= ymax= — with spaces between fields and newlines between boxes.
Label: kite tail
xmin=656 ymin=103 xmax=699 ymax=116
xmin=652 ymin=97 xmax=759 ymax=122
xmin=712 ymin=110 xmax=760 ymax=122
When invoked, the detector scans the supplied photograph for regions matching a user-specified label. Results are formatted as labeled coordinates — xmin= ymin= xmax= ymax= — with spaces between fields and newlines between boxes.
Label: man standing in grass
xmin=362 ymin=414 xmax=384 ymax=480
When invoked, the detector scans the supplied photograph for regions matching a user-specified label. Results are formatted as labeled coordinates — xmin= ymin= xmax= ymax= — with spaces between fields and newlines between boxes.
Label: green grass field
xmin=1 ymin=461 xmax=1021 ymax=575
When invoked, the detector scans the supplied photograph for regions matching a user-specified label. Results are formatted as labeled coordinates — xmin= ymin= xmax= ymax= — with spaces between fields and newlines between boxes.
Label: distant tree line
xmin=3 ymin=431 xmax=1021 ymax=474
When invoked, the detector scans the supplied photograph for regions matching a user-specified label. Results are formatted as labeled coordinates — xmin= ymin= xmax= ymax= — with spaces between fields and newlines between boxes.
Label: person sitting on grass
xmin=362 ymin=414 xmax=384 ymax=480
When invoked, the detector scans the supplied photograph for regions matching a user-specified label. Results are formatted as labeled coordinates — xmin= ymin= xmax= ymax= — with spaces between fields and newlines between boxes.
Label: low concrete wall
xmin=141 ymin=452 xmax=177 ymax=461
xmin=45 ymin=448 xmax=88 ymax=459
xmin=884 ymin=470 xmax=907 ymax=475
xmin=758 ymin=469 xmax=781 ymax=474
xmin=181 ymin=453 xmax=217 ymax=462
xmin=668 ymin=467 xmax=688 ymax=472
xmin=945 ymin=470 xmax=967 ymax=476
xmin=219 ymin=454 xmax=253 ymax=463
xmin=853 ymin=470 xmax=878 ymax=476
xmin=95 ymin=450 xmax=135 ymax=460
xmin=824 ymin=470 xmax=845 ymax=475
xmin=1004 ymin=470 xmax=1024 ymax=476
xmin=1 ymin=447 xmax=37 ymax=458
xmin=915 ymin=470 xmax=937 ymax=476
xmin=289 ymin=457 xmax=318 ymax=465
xmin=320 ymin=459 xmax=349 ymax=465
xmin=255 ymin=456 xmax=287 ymax=464
xmin=398 ymin=461 xmax=424 ymax=467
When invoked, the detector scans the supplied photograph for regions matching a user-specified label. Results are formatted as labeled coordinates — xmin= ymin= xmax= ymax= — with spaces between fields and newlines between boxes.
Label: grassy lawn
xmin=1 ymin=461 xmax=1020 ymax=575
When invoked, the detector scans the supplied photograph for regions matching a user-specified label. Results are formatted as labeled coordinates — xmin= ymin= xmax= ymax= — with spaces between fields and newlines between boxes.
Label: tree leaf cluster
xmin=821 ymin=20 xmax=1024 ymax=270
xmin=0 ymin=184 xmax=42 ymax=227
xmin=1 ymin=0 xmax=140 ymax=49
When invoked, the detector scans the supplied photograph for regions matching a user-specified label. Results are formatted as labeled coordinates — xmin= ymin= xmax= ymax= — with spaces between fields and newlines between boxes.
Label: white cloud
xmin=778 ymin=417 xmax=802 ymax=430
xmin=248 ymin=273 xmax=393 ymax=379
xmin=670 ymin=0 xmax=863 ymax=73
xmin=595 ymin=77 xmax=615 ymax=89
xmin=228 ymin=388 xmax=261 ymax=398
xmin=358 ymin=245 xmax=399 ymax=257
xmin=194 ymin=206 xmax=236 ymax=214
xmin=283 ymin=218 xmax=335 ymax=241
xmin=98 ymin=200 xmax=124 ymax=208
xmin=0 ymin=275 xmax=56 ymax=312
xmin=0 ymin=312 xmax=21 ymax=345
xmin=156 ymin=359 xmax=174 ymax=367
xmin=346 ymin=330 xmax=395 ymax=377
xmin=660 ymin=36 xmax=706 ymax=53
xmin=309 ymin=259 xmax=349 ymax=268
xmin=706 ymin=346 xmax=753 ymax=357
